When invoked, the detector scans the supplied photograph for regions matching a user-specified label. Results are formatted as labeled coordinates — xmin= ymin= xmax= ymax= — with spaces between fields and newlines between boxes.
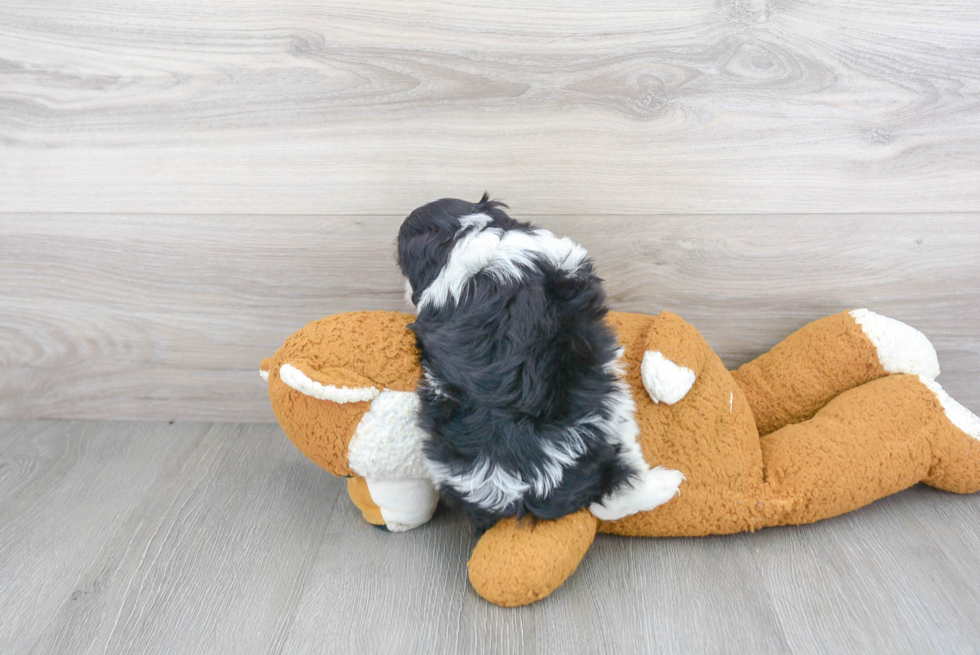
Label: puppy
xmin=397 ymin=194 xmax=646 ymax=531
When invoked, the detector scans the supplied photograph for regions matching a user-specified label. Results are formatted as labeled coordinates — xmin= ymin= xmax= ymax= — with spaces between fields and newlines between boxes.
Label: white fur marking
xmin=641 ymin=351 xmax=697 ymax=405
xmin=729 ymin=390 xmax=734 ymax=414
xmin=590 ymin=467 xmax=686 ymax=521
xmin=422 ymin=369 xmax=452 ymax=400
xmin=348 ymin=390 xmax=431 ymax=478
xmin=417 ymin=227 xmax=590 ymax=310
xmin=279 ymin=363 xmax=379 ymax=404
xmin=456 ymin=212 xmax=493 ymax=233
xmin=520 ymin=347 xmax=638 ymax=503
xmin=433 ymin=410 xmax=605 ymax=510
xmin=426 ymin=348 xmax=687 ymax=518
xmin=851 ymin=309 xmax=940 ymax=379
xmin=417 ymin=228 xmax=503 ymax=311
xmin=919 ymin=376 xmax=980 ymax=441
xmin=404 ymin=279 xmax=416 ymax=310
xmin=529 ymin=425 xmax=590 ymax=498
xmin=604 ymin=347 xmax=627 ymax=377
xmin=599 ymin=370 xmax=648 ymax=475
xmin=259 ymin=369 xmax=269 ymax=382
xmin=427 ymin=457 xmax=530 ymax=512
xmin=366 ymin=478 xmax=440 ymax=532
xmin=591 ymin=351 xmax=685 ymax=520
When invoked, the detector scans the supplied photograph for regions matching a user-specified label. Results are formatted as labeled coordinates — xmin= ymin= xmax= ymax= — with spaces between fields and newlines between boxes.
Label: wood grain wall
xmin=1 ymin=1 xmax=978 ymax=421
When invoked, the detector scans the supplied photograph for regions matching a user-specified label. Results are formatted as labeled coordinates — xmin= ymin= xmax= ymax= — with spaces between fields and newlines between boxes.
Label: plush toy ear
xmin=278 ymin=360 xmax=380 ymax=404
xmin=640 ymin=311 xmax=706 ymax=405
xmin=259 ymin=357 xmax=274 ymax=382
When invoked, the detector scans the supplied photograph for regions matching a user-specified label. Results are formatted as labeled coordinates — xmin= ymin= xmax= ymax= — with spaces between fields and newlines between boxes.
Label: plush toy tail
xmin=733 ymin=310 xmax=939 ymax=436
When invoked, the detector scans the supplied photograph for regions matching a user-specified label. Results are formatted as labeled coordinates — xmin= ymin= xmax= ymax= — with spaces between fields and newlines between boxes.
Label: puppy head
xmin=397 ymin=192 xmax=515 ymax=306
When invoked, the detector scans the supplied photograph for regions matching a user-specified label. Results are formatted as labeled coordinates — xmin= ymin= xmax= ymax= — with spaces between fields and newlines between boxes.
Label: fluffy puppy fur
xmin=397 ymin=194 xmax=644 ymax=531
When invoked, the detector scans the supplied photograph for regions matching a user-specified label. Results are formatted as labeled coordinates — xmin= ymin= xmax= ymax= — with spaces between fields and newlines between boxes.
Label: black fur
xmin=397 ymin=194 xmax=639 ymax=532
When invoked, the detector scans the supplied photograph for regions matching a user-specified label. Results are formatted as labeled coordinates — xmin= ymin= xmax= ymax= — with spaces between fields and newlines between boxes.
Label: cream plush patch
xmin=920 ymin=376 xmax=980 ymax=441
xmin=365 ymin=478 xmax=440 ymax=532
xmin=851 ymin=309 xmax=940 ymax=379
xmin=279 ymin=364 xmax=380 ymax=404
xmin=348 ymin=390 xmax=431 ymax=479
xmin=641 ymin=351 xmax=697 ymax=405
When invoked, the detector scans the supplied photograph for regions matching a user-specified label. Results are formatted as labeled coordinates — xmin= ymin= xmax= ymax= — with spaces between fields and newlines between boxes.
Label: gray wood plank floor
xmin=3 ymin=419 xmax=979 ymax=655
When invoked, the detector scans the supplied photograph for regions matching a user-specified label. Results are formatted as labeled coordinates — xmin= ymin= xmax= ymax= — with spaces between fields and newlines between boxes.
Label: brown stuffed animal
xmin=260 ymin=309 xmax=980 ymax=607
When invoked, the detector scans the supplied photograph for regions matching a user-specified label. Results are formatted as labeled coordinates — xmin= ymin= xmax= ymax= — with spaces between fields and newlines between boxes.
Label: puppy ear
xmin=475 ymin=191 xmax=508 ymax=212
xmin=278 ymin=360 xmax=380 ymax=404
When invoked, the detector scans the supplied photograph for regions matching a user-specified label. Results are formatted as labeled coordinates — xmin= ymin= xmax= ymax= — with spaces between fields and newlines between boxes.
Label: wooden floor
xmin=3 ymin=419 xmax=980 ymax=655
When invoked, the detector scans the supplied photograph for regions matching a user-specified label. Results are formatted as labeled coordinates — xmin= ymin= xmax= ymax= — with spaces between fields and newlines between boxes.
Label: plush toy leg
xmin=346 ymin=476 xmax=440 ymax=532
xmin=468 ymin=509 xmax=598 ymax=607
xmin=347 ymin=477 xmax=387 ymax=526
xmin=916 ymin=377 xmax=980 ymax=494
xmin=732 ymin=310 xmax=939 ymax=436
xmin=760 ymin=375 xmax=980 ymax=526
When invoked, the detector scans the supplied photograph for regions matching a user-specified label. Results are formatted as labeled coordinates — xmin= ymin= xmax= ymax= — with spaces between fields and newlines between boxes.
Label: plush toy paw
xmin=916 ymin=375 xmax=980 ymax=495
xmin=850 ymin=309 xmax=940 ymax=379
xmin=919 ymin=376 xmax=980 ymax=442
xmin=346 ymin=476 xmax=439 ymax=532
xmin=467 ymin=509 xmax=598 ymax=607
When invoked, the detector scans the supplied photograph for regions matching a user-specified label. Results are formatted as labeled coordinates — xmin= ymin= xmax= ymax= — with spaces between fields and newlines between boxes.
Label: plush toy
xmin=260 ymin=309 xmax=980 ymax=607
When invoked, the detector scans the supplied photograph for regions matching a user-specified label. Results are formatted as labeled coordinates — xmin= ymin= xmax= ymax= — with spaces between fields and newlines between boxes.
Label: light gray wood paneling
xmin=3 ymin=419 xmax=980 ymax=654
xmin=2 ymin=214 xmax=977 ymax=422
xmin=1 ymin=1 xmax=979 ymax=214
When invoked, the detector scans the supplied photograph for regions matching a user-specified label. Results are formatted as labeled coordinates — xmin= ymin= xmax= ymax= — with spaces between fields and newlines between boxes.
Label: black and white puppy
xmin=397 ymin=194 xmax=678 ymax=531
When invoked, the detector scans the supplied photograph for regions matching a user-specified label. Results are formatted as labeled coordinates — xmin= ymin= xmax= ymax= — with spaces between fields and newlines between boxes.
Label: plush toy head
xmin=261 ymin=311 xmax=421 ymax=477
xmin=261 ymin=311 xmax=441 ymax=532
